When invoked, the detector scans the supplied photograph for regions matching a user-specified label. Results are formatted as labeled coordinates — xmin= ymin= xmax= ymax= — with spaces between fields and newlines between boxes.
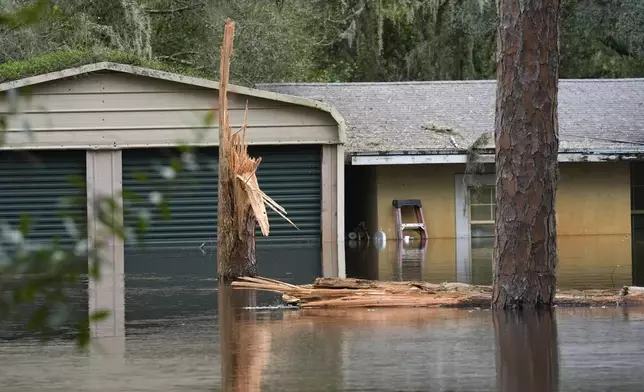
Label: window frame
xmin=454 ymin=173 xmax=496 ymax=283
xmin=468 ymin=185 xmax=496 ymax=225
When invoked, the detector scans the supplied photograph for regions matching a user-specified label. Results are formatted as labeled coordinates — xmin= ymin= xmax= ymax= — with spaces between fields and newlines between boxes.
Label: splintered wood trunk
xmin=492 ymin=1 xmax=561 ymax=308
xmin=217 ymin=19 xmax=257 ymax=280
xmin=228 ymin=202 xmax=258 ymax=277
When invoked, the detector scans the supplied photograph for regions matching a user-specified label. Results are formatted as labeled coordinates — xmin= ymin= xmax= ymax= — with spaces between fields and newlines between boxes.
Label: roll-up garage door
xmin=121 ymin=145 xmax=321 ymax=248
xmin=0 ymin=150 xmax=87 ymax=250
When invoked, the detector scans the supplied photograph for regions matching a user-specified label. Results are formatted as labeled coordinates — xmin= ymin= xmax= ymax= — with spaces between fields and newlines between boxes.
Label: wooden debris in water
xmin=231 ymin=276 xmax=644 ymax=308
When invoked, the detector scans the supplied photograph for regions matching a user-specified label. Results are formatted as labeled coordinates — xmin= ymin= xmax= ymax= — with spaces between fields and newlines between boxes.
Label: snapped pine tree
xmin=217 ymin=18 xmax=296 ymax=281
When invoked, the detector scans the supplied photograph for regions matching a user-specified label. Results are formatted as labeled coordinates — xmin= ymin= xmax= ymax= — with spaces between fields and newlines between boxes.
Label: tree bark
xmin=217 ymin=19 xmax=257 ymax=280
xmin=228 ymin=207 xmax=258 ymax=277
xmin=492 ymin=0 xmax=561 ymax=308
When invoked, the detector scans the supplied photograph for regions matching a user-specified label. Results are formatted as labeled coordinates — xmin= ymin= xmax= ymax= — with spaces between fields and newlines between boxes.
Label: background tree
xmin=492 ymin=0 xmax=561 ymax=309
xmin=3 ymin=0 xmax=644 ymax=84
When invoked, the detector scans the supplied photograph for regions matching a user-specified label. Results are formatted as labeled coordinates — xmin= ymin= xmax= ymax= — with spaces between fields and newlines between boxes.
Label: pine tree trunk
xmin=492 ymin=0 xmax=561 ymax=308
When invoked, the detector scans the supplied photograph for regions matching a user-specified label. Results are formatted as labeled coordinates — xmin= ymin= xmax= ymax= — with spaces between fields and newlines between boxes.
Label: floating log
xmin=231 ymin=276 xmax=644 ymax=308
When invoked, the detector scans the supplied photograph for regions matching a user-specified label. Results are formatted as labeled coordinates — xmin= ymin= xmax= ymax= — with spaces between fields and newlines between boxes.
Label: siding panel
xmin=2 ymin=126 xmax=337 ymax=149
xmin=122 ymin=146 xmax=321 ymax=248
xmin=5 ymin=107 xmax=336 ymax=130
xmin=0 ymin=72 xmax=340 ymax=149
xmin=0 ymin=91 xmax=290 ymax=111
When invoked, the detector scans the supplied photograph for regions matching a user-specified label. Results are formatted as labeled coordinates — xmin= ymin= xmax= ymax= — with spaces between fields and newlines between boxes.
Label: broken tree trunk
xmin=493 ymin=0 xmax=562 ymax=308
xmin=232 ymin=276 xmax=644 ymax=308
xmin=216 ymin=18 xmax=296 ymax=281
xmin=217 ymin=18 xmax=254 ymax=280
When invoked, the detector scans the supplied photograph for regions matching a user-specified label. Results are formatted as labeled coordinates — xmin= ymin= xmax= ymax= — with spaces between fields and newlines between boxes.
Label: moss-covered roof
xmin=0 ymin=50 xmax=214 ymax=83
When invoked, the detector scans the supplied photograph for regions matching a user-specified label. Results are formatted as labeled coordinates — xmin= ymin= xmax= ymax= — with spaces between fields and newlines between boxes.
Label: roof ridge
xmin=258 ymin=78 xmax=644 ymax=87
xmin=258 ymin=80 xmax=497 ymax=86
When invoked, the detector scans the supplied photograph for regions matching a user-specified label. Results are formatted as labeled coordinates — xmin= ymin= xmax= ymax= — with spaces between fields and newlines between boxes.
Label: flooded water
xmin=2 ymin=237 xmax=644 ymax=391
xmin=347 ymin=235 xmax=635 ymax=289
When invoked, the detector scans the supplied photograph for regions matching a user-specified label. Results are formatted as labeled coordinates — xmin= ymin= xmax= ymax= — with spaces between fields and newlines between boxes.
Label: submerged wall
xmin=369 ymin=161 xmax=632 ymax=239
xmin=363 ymin=235 xmax=631 ymax=288
xmin=374 ymin=164 xmax=462 ymax=239
xmin=557 ymin=162 xmax=631 ymax=235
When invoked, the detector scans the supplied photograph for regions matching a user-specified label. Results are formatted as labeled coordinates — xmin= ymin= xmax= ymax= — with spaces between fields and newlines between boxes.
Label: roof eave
xmin=352 ymin=146 xmax=644 ymax=156
xmin=351 ymin=148 xmax=488 ymax=156
xmin=350 ymin=147 xmax=644 ymax=165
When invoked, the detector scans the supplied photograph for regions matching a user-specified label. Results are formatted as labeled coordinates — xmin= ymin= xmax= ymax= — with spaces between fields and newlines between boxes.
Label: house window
xmin=468 ymin=185 xmax=495 ymax=238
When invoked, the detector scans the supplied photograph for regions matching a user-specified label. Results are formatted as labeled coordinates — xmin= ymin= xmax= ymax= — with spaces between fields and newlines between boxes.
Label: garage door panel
xmin=122 ymin=146 xmax=321 ymax=248
xmin=0 ymin=151 xmax=87 ymax=249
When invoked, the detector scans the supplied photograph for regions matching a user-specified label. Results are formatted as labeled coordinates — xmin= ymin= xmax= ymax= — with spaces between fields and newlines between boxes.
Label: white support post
xmin=86 ymin=150 xmax=125 ymax=338
xmin=336 ymin=144 xmax=346 ymax=278
xmin=322 ymin=144 xmax=346 ymax=278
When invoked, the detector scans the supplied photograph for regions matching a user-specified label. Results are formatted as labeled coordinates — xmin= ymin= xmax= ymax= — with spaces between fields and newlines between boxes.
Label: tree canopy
xmin=1 ymin=0 xmax=643 ymax=85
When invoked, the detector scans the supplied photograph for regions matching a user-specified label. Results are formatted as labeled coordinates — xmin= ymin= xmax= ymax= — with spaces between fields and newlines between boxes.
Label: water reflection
xmin=351 ymin=235 xmax=633 ymax=289
xmin=493 ymin=310 xmax=559 ymax=392
xmin=218 ymin=284 xmax=270 ymax=392
xmin=631 ymin=226 xmax=644 ymax=286
xmin=394 ymin=238 xmax=427 ymax=281
xmin=217 ymin=286 xmax=346 ymax=391
xmin=124 ymin=244 xmax=320 ymax=330
xmin=87 ymin=337 xmax=126 ymax=391
xmin=3 ymin=243 xmax=644 ymax=391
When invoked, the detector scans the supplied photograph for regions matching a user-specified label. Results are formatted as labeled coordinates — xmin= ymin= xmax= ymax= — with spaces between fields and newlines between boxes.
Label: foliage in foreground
xmin=0 ymin=0 xmax=206 ymax=348
xmin=0 ymin=104 xmax=203 ymax=349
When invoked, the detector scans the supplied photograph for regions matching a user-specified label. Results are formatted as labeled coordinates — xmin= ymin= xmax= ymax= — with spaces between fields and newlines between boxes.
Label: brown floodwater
xmin=1 ymin=239 xmax=643 ymax=391
xmin=347 ymin=235 xmax=636 ymax=289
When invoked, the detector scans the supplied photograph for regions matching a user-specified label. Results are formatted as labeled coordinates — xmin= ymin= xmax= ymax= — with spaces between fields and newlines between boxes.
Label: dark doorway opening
xmin=630 ymin=162 xmax=644 ymax=286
